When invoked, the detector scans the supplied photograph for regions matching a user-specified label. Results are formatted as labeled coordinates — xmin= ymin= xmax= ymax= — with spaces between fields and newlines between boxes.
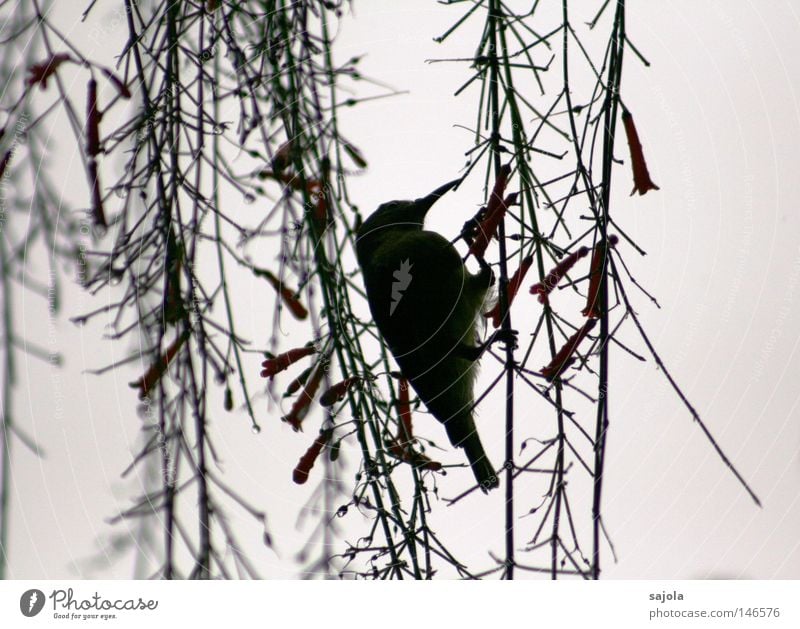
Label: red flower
xmin=86 ymin=79 xmax=101 ymax=157
xmin=282 ymin=363 xmax=324 ymax=431
xmin=396 ymin=377 xmax=413 ymax=445
xmin=541 ymin=319 xmax=596 ymax=382
xmin=271 ymin=140 xmax=294 ymax=174
xmin=262 ymin=269 xmax=308 ymax=320
xmin=260 ymin=345 xmax=316 ymax=378
xmin=582 ymin=235 xmax=618 ymax=319
xmin=530 ymin=247 xmax=589 ymax=305
xmin=87 ymin=159 xmax=107 ymax=228
xmin=129 ymin=331 xmax=190 ymax=399
xmin=26 ymin=53 xmax=72 ymax=90
xmin=468 ymin=164 xmax=513 ymax=259
xmin=293 ymin=430 xmax=332 ymax=484
xmin=343 ymin=143 xmax=368 ymax=169
xmin=163 ymin=226 xmax=184 ymax=325
xmin=284 ymin=366 xmax=312 ymax=396
xmin=319 ymin=376 xmax=360 ymax=407
xmin=306 ymin=180 xmax=329 ymax=225
xmin=385 ymin=377 xmax=442 ymax=471
xmin=622 ymin=111 xmax=660 ymax=196
xmin=484 ymin=255 xmax=533 ymax=328
xmin=386 ymin=441 xmax=443 ymax=471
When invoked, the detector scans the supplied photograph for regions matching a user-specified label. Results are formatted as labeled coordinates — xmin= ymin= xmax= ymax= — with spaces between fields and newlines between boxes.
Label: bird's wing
xmin=362 ymin=230 xmax=472 ymax=354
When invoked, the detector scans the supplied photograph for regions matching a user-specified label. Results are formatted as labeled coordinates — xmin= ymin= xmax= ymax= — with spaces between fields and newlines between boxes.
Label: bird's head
xmin=356 ymin=178 xmax=460 ymax=257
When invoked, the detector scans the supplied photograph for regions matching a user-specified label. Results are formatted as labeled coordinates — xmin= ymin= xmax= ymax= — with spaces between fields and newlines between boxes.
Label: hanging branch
xmin=433 ymin=0 xmax=758 ymax=581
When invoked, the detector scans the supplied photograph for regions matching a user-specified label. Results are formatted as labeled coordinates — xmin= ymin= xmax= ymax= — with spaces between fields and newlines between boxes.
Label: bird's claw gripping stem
xmin=454 ymin=328 xmax=518 ymax=361
xmin=490 ymin=328 xmax=518 ymax=351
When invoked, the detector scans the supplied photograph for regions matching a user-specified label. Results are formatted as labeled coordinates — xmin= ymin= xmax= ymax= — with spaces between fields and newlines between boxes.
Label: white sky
xmin=4 ymin=0 xmax=800 ymax=579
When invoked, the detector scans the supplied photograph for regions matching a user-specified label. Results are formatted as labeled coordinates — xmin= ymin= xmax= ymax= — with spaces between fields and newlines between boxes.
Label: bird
xmin=355 ymin=179 xmax=506 ymax=491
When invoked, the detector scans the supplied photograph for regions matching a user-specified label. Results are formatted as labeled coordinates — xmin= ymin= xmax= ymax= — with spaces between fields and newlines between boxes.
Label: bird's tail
xmin=460 ymin=431 xmax=499 ymax=492
xmin=409 ymin=366 xmax=498 ymax=491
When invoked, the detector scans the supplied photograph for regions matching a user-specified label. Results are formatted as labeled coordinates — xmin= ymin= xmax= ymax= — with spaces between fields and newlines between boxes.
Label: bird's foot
xmin=453 ymin=329 xmax=518 ymax=362
xmin=489 ymin=328 xmax=518 ymax=351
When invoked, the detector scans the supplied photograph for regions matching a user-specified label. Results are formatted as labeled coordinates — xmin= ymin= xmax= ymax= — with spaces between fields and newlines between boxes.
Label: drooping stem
xmin=591 ymin=0 xmax=625 ymax=579
xmin=487 ymin=0 xmax=516 ymax=580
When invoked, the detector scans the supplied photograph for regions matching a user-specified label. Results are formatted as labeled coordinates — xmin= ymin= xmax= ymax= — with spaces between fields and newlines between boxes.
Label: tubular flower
xmin=541 ymin=319 xmax=596 ymax=382
xmin=129 ymin=331 xmax=190 ymax=399
xmin=260 ymin=345 xmax=316 ymax=378
xmin=271 ymin=140 xmax=294 ymax=174
xmin=384 ymin=375 xmax=413 ymax=448
xmin=315 ymin=194 xmax=327 ymax=224
xmin=284 ymin=366 xmax=313 ymax=396
xmin=87 ymin=159 xmax=107 ymax=228
xmin=622 ymin=111 xmax=660 ymax=196
xmin=163 ymin=225 xmax=185 ymax=325
xmin=530 ymin=247 xmax=590 ymax=305
xmin=582 ymin=235 xmax=619 ymax=319
xmin=390 ymin=377 xmax=413 ymax=446
xmin=282 ymin=363 xmax=324 ymax=431
xmin=343 ymin=142 xmax=368 ymax=169
xmin=293 ymin=430 xmax=332 ymax=484
xmin=26 ymin=53 xmax=72 ymax=90
xmin=468 ymin=193 xmax=517 ymax=260
xmin=306 ymin=180 xmax=329 ymax=225
xmin=485 ymin=255 xmax=534 ymax=327
xmin=386 ymin=442 xmax=443 ymax=471
xmin=319 ymin=376 xmax=361 ymax=407
xmin=468 ymin=164 xmax=513 ymax=259
xmin=385 ymin=378 xmax=442 ymax=471
xmin=262 ymin=269 xmax=308 ymax=320
xmin=86 ymin=79 xmax=101 ymax=157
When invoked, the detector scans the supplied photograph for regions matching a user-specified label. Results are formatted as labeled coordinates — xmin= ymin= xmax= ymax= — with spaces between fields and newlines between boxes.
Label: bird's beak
xmin=414 ymin=178 xmax=462 ymax=215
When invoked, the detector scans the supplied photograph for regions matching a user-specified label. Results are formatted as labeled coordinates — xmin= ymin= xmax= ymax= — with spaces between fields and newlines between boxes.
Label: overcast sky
xmin=5 ymin=1 xmax=800 ymax=579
